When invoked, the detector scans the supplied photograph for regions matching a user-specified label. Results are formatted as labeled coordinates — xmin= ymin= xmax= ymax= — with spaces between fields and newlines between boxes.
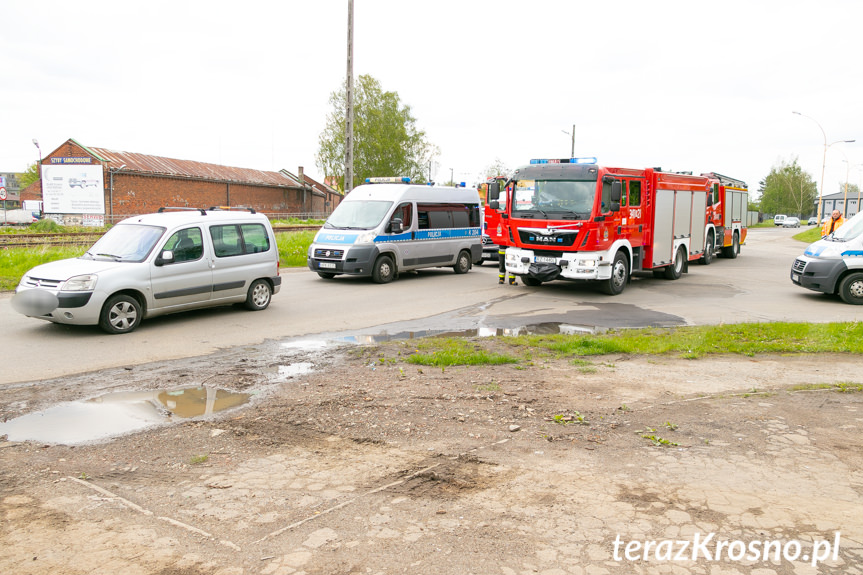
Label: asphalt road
xmin=1 ymin=225 xmax=859 ymax=386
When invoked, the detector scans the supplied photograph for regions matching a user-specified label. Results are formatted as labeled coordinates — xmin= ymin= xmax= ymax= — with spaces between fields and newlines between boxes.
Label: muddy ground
xmin=1 ymin=338 xmax=862 ymax=575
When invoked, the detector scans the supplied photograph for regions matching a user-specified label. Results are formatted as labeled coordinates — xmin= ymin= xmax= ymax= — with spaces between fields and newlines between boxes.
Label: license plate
xmin=535 ymin=256 xmax=556 ymax=264
xmin=319 ymin=262 xmax=336 ymax=269
xmin=791 ymin=273 xmax=800 ymax=283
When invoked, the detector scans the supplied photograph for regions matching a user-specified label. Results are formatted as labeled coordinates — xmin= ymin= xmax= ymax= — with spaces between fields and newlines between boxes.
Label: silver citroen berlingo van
xmin=12 ymin=207 xmax=281 ymax=333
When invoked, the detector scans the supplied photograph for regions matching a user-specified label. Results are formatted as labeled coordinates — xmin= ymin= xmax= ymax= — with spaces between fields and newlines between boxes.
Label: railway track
xmin=0 ymin=226 xmax=320 ymax=249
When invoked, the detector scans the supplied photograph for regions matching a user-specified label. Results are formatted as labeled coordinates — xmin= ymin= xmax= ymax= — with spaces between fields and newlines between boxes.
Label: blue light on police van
xmin=365 ymin=177 xmax=411 ymax=184
xmin=529 ymin=157 xmax=597 ymax=165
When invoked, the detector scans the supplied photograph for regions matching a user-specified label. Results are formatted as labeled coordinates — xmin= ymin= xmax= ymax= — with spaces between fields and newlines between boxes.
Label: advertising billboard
xmin=41 ymin=158 xmax=105 ymax=214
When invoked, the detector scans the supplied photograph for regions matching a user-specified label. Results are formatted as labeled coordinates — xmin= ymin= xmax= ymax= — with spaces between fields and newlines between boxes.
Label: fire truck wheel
xmin=699 ymin=233 xmax=714 ymax=265
xmin=372 ymin=255 xmax=396 ymax=284
xmin=600 ymin=251 xmax=629 ymax=295
xmin=729 ymin=232 xmax=740 ymax=259
xmin=838 ymin=272 xmax=863 ymax=305
xmin=722 ymin=232 xmax=740 ymax=259
xmin=664 ymin=247 xmax=685 ymax=280
xmin=453 ymin=250 xmax=472 ymax=274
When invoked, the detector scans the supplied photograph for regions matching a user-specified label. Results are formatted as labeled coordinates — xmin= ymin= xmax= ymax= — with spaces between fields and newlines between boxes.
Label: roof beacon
xmin=529 ymin=157 xmax=598 ymax=165
xmin=365 ymin=177 xmax=411 ymax=184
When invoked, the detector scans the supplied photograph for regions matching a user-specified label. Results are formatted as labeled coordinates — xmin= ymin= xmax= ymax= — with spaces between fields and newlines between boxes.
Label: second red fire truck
xmin=486 ymin=159 xmax=747 ymax=295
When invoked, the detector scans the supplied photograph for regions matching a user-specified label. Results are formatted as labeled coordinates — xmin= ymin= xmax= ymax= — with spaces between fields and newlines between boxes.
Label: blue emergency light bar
xmin=365 ymin=177 xmax=411 ymax=184
xmin=530 ymin=157 xmax=597 ymax=165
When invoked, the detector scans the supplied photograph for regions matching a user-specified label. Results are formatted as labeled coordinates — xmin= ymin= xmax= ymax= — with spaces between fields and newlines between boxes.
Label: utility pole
xmin=344 ymin=0 xmax=354 ymax=194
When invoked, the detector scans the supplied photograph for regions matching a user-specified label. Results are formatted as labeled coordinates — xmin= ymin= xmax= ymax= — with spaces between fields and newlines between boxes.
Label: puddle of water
xmin=280 ymin=339 xmax=331 ymax=351
xmin=269 ymin=362 xmax=315 ymax=382
xmin=0 ymin=386 xmax=249 ymax=445
xmin=330 ymin=322 xmax=599 ymax=344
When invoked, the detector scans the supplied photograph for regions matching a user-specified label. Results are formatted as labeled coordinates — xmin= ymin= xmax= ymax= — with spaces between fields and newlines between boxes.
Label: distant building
xmin=0 ymin=172 xmax=22 ymax=207
xmin=24 ymin=138 xmax=342 ymax=225
xmin=816 ymin=191 xmax=861 ymax=219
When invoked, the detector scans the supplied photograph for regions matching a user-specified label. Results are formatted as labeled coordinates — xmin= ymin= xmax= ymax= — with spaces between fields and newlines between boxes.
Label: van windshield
xmin=832 ymin=212 xmax=863 ymax=242
xmin=324 ymin=200 xmax=393 ymax=230
xmin=82 ymin=224 xmax=165 ymax=262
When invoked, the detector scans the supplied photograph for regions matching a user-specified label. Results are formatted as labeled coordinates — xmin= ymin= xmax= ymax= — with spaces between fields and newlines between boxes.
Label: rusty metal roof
xmin=89 ymin=145 xmax=303 ymax=188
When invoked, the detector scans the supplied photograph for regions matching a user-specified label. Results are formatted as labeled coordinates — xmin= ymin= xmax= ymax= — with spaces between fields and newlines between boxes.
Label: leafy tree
xmin=19 ymin=162 xmax=40 ymax=188
xmin=316 ymin=75 xmax=439 ymax=191
xmin=757 ymin=158 xmax=817 ymax=217
xmin=483 ymin=158 xmax=511 ymax=180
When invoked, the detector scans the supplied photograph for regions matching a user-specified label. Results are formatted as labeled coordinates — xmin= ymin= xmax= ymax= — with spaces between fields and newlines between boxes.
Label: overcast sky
xmin=3 ymin=0 xmax=862 ymax=199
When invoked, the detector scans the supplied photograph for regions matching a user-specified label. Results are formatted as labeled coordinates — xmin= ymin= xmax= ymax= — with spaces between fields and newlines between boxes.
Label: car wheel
xmin=839 ymin=272 xmax=863 ymax=305
xmin=99 ymin=294 xmax=142 ymax=334
xmin=600 ymin=250 xmax=629 ymax=294
xmin=699 ymin=233 xmax=714 ymax=265
xmin=372 ymin=255 xmax=396 ymax=284
xmin=245 ymin=279 xmax=272 ymax=311
xmin=453 ymin=250 xmax=471 ymax=274
xmin=664 ymin=246 xmax=685 ymax=280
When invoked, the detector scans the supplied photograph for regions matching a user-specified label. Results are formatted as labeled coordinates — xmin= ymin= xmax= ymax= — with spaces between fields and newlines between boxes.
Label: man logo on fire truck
xmin=485 ymin=159 xmax=747 ymax=295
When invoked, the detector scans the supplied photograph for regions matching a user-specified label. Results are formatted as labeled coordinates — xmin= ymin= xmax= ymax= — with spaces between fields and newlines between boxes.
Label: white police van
xmin=791 ymin=210 xmax=863 ymax=304
xmin=308 ymin=178 xmax=482 ymax=283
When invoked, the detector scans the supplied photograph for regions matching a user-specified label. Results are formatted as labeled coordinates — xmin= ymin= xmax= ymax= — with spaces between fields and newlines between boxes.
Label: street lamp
xmin=792 ymin=111 xmax=854 ymax=224
xmin=838 ymin=153 xmax=862 ymax=218
xmin=561 ymin=124 xmax=575 ymax=158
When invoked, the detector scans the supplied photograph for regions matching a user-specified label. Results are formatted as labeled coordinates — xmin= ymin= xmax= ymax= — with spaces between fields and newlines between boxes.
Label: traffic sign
xmin=0 ymin=187 xmax=7 ymax=200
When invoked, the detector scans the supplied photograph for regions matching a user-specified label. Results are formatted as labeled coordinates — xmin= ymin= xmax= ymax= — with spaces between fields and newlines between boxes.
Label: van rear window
xmin=210 ymin=224 xmax=270 ymax=257
xmin=417 ymin=203 xmax=480 ymax=229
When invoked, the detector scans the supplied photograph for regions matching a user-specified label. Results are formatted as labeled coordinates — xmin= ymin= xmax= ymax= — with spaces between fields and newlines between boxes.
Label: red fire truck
xmin=486 ymin=159 xmax=747 ymax=294
xmin=700 ymin=172 xmax=749 ymax=262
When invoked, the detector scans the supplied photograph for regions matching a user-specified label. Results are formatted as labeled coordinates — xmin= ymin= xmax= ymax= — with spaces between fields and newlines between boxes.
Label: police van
xmin=308 ymin=178 xmax=483 ymax=283
xmin=791 ymin=210 xmax=863 ymax=304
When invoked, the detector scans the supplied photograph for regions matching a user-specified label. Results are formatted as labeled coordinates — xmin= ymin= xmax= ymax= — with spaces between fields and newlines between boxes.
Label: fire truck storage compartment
xmin=651 ymin=188 xmax=706 ymax=268
xmin=725 ymin=190 xmax=746 ymax=227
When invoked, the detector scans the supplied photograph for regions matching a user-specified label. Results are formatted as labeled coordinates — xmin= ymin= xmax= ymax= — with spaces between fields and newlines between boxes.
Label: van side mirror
xmin=156 ymin=250 xmax=175 ymax=266
xmin=488 ymin=182 xmax=500 ymax=202
xmin=390 ymin=217 xmax=403 ymax=234
xmin=610 ymin=181 xmax=622 ymax=203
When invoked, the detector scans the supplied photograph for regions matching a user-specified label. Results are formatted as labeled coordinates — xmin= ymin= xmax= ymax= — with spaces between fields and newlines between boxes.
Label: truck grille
xmin=792 ymin=259 xmax=806 ymax=274
xmin=314 ymin=248 xmax=344 ymax=259
xmin=518 ymin=230 xmax=578 ymax=247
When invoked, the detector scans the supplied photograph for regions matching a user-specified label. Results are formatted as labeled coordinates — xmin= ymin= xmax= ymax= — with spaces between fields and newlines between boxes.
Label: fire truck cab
xmin=488 ymin=159 xmax=743 ymax=295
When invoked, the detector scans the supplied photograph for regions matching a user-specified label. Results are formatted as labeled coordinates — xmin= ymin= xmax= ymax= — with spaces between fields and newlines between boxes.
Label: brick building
xmin=22 ymin=139 xmax=341 ymax=225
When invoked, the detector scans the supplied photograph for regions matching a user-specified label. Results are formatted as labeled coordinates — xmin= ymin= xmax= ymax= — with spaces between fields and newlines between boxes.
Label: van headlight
xmin=356 ymin=231 xmax=377 ymax=244
xmin=61 ymin=274 xmax=97 ymax=291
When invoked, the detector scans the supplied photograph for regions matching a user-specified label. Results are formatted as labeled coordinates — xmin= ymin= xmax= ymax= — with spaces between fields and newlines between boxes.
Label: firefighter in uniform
xmin=822 ymin=209 xmax=845 ymax=237
xmin=498 ymin=247 xmax=516 ymax=285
